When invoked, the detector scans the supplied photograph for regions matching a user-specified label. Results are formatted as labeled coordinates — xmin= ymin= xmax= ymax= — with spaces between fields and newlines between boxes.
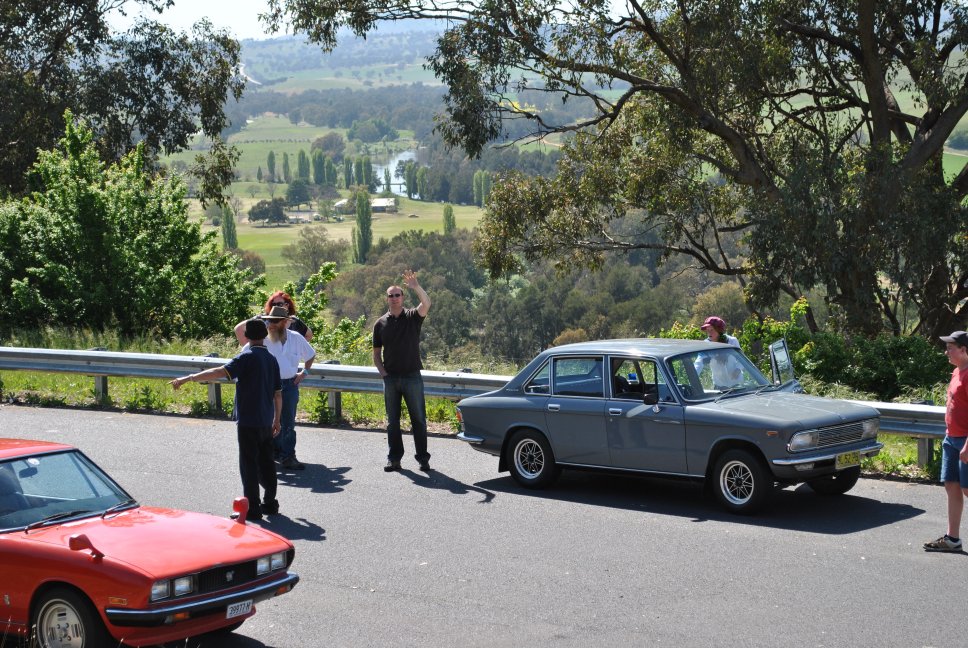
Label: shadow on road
xmin=162 ymin=628 xmax=272 ymax=647
xmin=276 ymin=462 xmax=351 ymax=495
xmin=475 ymin=471 xmax=924 ymax=534
xmin=254 ymin=513 xmax=326 ymax=542
xmin=397 ymin=467 xmax=496 ymax=504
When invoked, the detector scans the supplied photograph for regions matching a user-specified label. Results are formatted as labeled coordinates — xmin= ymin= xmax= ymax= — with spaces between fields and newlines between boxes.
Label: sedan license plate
xmin=835 ymin=450 xmax=860 ymax=470
xmin=226 ymin=600 xmax=252 ymax=619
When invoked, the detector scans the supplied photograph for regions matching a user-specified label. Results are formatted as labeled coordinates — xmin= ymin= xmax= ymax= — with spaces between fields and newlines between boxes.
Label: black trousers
xmin=237 ymin=424 xmax=278 ymax=517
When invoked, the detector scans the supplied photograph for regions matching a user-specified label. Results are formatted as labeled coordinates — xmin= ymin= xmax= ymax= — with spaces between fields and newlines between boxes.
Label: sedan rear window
xmin=552 ymin=357 xmax=604 ymax=398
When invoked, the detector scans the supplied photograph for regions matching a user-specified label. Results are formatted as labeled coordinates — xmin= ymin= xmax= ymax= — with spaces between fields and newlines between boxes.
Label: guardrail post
xmin=321 ymin=359 xmax=341 ymax=421
xmin=94 ymin=375 xmax=108 ymax=405
xmin=205 ymin=353 xmax=222 ymax=412
xmin=913 ymin=399 xmax=936 ymax=468
xmin=917 ymin=439 xmax=935 ymax=468
xmin=90 ymin=348 xmax=108 ymax=405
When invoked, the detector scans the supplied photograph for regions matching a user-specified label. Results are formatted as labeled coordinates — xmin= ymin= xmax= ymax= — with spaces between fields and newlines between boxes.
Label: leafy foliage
xmin=0 ymin=114 xmax=261 ymax=338
xmin=1 ymin=2 xmax=244 ymax=203
xmin=352 ymin=190 xmax=373 ymax=263
xmin=266 ymin=0 xmax=968 ymax=338
xmin=281 ymin=225 xmax=350 ymax=278
xmin=442 ymin=204 xmax=456 ymax=235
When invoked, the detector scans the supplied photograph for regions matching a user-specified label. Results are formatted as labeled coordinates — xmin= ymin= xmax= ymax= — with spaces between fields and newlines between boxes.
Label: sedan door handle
xmin=608 ymin=408 xmax=622 ymax=416
xmin=547 ymin=404 xmax=560 ymax=412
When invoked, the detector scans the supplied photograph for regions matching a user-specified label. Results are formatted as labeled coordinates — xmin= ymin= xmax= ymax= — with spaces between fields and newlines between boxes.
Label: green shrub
xmin=798 ymin=333 xmax=948 ymax=400
xmin=122 ymin=385 xmax=167 ymax=412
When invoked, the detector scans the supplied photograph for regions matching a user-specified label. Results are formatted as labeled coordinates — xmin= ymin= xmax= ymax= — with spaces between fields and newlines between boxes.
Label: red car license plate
xmin=226 ymin=599 xmax=252 ymax=619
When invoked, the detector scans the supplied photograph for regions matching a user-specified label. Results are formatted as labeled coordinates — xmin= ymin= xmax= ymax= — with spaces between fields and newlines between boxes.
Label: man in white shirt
xmin=246 ymin=306 xmax=316 ymax=470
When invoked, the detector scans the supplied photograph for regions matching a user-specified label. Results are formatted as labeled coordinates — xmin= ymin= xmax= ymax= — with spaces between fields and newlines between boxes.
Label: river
xmin=371 ymin=148 xmax=418 ymax=196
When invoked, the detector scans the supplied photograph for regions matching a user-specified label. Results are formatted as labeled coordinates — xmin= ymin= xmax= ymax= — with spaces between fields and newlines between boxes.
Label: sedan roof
xmin=0 ymin=438 xmax=73 ymax=461
xmin=545 ymin=338 xmax=724 ymax=358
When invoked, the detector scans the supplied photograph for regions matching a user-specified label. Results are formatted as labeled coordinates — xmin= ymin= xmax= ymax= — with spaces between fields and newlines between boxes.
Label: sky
xmin=111 ymin=0 xmax=278 ymax=40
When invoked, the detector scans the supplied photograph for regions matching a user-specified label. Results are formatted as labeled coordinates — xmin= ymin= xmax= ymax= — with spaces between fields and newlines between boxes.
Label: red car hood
xmin=22 ymin=506 xmax=290 ymax=578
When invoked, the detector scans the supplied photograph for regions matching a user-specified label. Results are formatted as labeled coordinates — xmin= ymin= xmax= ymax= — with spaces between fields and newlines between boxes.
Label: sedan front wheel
xmin=34 ymin=587 xmax=111 ymax=648
xmin=712 ymin=449 xmax=771 ymax=515
xmin=507 ymin=430 xmax=561 ymax=489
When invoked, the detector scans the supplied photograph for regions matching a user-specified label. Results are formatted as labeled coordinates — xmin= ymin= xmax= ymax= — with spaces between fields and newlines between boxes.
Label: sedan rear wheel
xmin=712 ymin=449 xmax=771 ymax=515
xmin=507 ymin=430 xmax=561 ymax=489
xmin=34 ymin=587 xmax=111 ymax=648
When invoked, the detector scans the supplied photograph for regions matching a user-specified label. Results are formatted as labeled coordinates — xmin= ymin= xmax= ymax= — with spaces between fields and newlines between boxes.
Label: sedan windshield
xmin=0 ymin=450 xmax=133 ymax=532
xmin=666 ymin=349 xmax=771 ymax=402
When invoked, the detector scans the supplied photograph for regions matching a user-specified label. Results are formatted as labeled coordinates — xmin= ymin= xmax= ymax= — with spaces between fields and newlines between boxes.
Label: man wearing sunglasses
xmin=373 ymin=270 xmax=432 ymax=472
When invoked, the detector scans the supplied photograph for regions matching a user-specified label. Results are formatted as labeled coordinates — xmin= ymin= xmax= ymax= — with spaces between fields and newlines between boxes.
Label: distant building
xmin=333 ymin=197 xmax=398 ymax=214
xmin=370 ymin=198 xmax=397 ymax=213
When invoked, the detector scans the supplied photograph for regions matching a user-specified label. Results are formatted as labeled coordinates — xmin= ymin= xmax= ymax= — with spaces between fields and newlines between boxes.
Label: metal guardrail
xmin=0 ymin=347 xmax=509 ymax=419
xmin=0 ymin=347 xmax=947 ymax=464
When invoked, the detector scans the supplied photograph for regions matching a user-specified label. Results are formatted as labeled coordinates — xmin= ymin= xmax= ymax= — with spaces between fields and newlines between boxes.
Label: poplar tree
xmin=352 ymin=190 xmax=372 ymax=264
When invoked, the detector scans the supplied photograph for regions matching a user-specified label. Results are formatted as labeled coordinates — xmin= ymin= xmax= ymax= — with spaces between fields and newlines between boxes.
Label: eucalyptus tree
xmin=2 ymin=1 xmax=244 ymax=204
xmin=264 ymin=0 xmax=968 ymax=337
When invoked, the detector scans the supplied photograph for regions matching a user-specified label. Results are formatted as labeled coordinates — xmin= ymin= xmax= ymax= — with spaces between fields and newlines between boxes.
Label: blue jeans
xmin=273 ymin=379 xmax=299 ymax=460
xmin=941 ymin=435 xmax=968 ymax=488
xmin=383 ymin=372 xmax=429 ymax=463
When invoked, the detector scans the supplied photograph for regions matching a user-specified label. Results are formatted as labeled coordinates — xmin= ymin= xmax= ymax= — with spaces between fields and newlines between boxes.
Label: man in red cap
xmin=925 ymin=330 xmax=968 ymax=552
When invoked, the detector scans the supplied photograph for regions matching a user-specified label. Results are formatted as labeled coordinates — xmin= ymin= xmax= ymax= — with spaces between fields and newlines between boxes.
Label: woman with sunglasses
xmin=234 ymin=291 xmax=314 ymax=345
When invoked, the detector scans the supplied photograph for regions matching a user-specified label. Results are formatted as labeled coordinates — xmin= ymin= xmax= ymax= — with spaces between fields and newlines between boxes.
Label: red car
xmin=0 ymin=438 xmax=299 ymax=647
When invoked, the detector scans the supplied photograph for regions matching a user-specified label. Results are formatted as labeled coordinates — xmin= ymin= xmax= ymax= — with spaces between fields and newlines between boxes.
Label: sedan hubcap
xmin=515 ymin=439 xmax=544 ymax=478
xmin=720 ymin=460 xmax=754 ymax=505
xmin=38 ymin=600 xmax=84 ymax=648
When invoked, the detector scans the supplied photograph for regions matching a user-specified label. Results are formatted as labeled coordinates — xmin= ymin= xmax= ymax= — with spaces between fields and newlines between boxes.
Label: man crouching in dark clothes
xmin=171 ymin=318 xmax=282 ymax=521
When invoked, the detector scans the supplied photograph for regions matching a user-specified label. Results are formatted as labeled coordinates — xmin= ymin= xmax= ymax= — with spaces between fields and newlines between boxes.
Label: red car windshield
xmin=0 ymin=450 xmax=133 ymax=532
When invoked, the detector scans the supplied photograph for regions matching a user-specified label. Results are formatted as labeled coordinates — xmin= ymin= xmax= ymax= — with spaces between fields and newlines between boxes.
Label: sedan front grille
xmin=198 ymin=561 xmax=259 ymax=594
xmin=816 ymin=421 xmax=865 ymax=448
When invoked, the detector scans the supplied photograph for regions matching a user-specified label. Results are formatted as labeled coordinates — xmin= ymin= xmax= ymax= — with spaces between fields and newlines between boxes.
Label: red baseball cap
xmin=700 ymin=316 xmax=726 ymax=331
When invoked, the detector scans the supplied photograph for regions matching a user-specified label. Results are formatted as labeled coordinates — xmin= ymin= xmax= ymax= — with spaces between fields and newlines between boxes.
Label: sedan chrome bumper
xmin=457 ymin=431 xmax=484 ymax=444
xmin=105 ymin=572 xmax=299 ymax=627
xmin=771 ymin=442 xmax=883 ymax=466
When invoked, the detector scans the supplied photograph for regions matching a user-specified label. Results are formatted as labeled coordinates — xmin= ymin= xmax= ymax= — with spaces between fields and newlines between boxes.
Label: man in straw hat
xmin=257 ymin=305 xmax=316 ymax=471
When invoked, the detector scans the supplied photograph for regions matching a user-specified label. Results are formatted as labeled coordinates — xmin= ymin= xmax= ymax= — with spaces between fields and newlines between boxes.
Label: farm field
xmin=165 ymin=114 xmax=417 ymax=183
xmin=218 ymin=198 xmax=483 ymax=288
xmin=250 ymin=63 xmax=442 ymax=93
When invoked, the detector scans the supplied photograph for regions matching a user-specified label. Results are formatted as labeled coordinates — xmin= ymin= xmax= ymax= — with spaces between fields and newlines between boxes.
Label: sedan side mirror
xmin=643 ymin=392 xmax=658 ymax=406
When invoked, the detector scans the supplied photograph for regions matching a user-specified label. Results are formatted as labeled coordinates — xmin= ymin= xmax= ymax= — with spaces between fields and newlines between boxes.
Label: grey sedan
xmin=456 ymin=339 xmax=882 ymax=514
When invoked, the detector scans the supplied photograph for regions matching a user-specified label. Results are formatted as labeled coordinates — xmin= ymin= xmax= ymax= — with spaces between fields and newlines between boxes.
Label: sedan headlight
xmin=271 ymin=551 xmax=286 ymax=570
xmin=862 ymin=418 xmax=879 ymax=439
xmin=788 ymin=429 xmax=819 ymax=452
xmin=150 ymin=580 xmax=170 ymax=602
xmin=257 ymin=551 xmax=287 ymax=575
xmin=173 ymin=576 xmax=194 ymax=597
xmin=151 ymin=576 xmax=194 ymax=601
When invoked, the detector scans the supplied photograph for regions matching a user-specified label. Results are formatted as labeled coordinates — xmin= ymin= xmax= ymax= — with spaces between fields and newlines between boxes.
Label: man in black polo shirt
xmin=373 ymin=270 xmax=432 ymax=472
xmin=171 ymin=318 xmax=282 ymax=521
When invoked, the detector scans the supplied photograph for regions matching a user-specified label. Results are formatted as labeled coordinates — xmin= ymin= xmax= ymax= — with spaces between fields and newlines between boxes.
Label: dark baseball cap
xmin=940 ymin=331 xmax=968 ymax=348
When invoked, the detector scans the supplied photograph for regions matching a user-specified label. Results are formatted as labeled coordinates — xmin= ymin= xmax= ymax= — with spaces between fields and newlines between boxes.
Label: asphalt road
xmin=0 ymin=404 xmax=961 ymax=648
